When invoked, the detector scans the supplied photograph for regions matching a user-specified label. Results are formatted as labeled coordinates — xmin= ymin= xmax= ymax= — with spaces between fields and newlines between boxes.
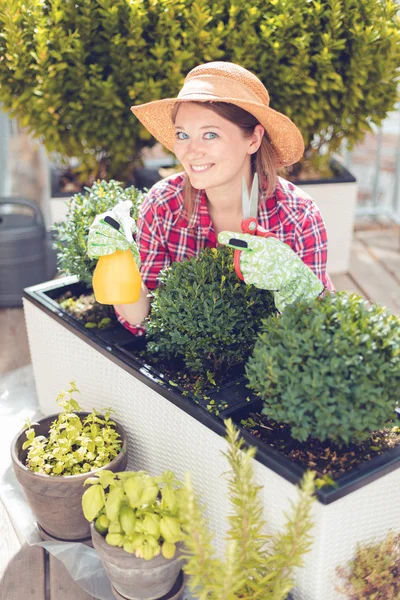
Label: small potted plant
xmin=82 ymin=469 xmax=184 ymax=600
xmin=11 ymin=381 xmax=128 ymax=542
xmin=336 ymin=530 xmax=400 ymax=598
xmin=179 ymin=419 xmax=316 ymax=599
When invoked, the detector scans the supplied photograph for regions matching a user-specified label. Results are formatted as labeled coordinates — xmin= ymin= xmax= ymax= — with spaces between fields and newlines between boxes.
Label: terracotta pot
xmin=11 ymin=412 xmax=128 ymax=541
xmin=91 ymin=524 xmax=183 ymax=600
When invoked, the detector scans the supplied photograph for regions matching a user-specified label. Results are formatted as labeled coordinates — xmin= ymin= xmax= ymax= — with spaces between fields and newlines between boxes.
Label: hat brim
xmin=131 ymin=96 xmax=304 ymax=167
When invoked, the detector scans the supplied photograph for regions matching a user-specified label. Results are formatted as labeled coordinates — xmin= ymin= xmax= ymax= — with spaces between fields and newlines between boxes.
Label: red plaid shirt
xmin=117 ymin=172 xmax=333 ymax=333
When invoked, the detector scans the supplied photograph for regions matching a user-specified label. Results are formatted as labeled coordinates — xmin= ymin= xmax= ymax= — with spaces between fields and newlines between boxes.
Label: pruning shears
xmin=233 ymin=173 xmax=277 ymax=280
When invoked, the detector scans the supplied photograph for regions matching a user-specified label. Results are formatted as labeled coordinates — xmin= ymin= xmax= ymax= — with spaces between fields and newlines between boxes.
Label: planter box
xmin=23 ymin=277 xmax=400 ymax=600
xmin=297 ymin=159 xmax=357 ymax=275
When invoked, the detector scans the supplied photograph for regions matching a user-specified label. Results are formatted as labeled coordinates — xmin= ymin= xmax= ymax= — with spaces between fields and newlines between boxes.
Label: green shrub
xmin=245 ymin=292 xmax=400 ymax=446
xmin=53 ymin=179 xmax=145 ymax=285
xmin=0 ymin=0 xmax=399 ymax=178
xmin=336 ymin=530 xmax=400 ymax=599
xmin=146 ymin=246 xmax=276 ymax=386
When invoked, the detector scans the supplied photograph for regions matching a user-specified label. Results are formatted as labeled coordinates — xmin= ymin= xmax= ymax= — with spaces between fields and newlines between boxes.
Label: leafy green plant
xmin=0 ymin=0 xmax=399 ymax=178
xmin=82 ymin=469 xmax=184 ymax=561
xmin=146 ymin=246 xmax=276 ymax=386
xmin=23 ymin=381 xmax=123 ymax=476
xmin=336 ymin=530 xmax=400 ymax=599
xmin=180 ymin=419 xmax=315 ymax=599
xmin=246 ymin=292 xmax=400 ymax=446
xmin=53 ymin=179 xmax=145 ymax=285
xmin=58 ymin=293 xmax=114 ymax=329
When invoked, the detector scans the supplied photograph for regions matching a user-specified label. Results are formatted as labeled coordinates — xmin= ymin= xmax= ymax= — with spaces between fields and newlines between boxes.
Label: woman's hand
xmin=218 ymin=231 xmax=324 ymax=312
xmin=114 ymin=282 xmax=151 ymax=325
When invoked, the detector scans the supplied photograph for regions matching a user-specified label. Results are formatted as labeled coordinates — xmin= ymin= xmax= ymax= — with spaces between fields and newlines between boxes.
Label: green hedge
xmin=146 ymin=246 xmax=276 ymax=387
xmin=0 ymin=0 xmax=399 ymax=178
xmin=246 ymin=292 xmax=400 ymax=446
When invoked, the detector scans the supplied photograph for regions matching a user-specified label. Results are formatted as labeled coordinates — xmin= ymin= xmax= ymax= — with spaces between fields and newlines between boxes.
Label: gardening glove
xmin=87 ymin=199 xmax=140 ymax=266
xmin=218 ymin=231 xmax=324 ymax=313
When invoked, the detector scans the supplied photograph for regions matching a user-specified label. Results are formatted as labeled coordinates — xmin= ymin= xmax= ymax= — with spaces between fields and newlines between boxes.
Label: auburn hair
xmin=171 ymin=101 xmax=278 ymax=220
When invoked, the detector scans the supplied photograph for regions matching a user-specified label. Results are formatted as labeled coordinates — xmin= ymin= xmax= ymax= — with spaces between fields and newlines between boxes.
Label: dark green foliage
xmin=0 ymin=0 xmax=399 ymax=178
xmin=336 ymin=530 xmax=400 ymax=599
xmin=53 ymin=180 xmax=145 ymax=285
xmin=246 ymin=292 xmax=400 ymax=446
xmin=146 ymin=246 xmax=276 ymax=384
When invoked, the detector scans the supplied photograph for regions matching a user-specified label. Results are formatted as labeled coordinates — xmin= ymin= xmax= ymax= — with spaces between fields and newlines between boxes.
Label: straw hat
xmin=131 ymin=62 xmax=304 ymax=167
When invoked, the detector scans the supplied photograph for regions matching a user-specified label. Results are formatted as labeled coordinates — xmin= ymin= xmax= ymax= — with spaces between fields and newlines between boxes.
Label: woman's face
xmin=173 ymin=103 xmax=262 ymax=195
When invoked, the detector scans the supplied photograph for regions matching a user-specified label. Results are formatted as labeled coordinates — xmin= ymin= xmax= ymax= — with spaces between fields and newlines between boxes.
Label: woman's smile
xmin=190 ymin=163 xmax=214 ymax=173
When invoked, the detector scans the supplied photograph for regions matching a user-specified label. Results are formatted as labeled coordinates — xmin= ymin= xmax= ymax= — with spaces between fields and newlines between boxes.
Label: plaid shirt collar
xmin=186 ymin=180 xmax=272 ymax=230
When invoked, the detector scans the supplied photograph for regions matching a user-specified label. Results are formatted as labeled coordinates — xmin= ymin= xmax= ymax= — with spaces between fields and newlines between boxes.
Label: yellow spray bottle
xmin=87 ymin=201 xmax=142 ymax=305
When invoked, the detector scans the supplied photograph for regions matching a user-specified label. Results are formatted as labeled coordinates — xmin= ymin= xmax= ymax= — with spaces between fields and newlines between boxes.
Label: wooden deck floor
xmin=1 ymin=223 xmax=400 ymax=599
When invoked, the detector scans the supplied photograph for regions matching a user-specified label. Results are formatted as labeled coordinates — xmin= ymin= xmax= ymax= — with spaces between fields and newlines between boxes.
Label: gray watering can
xmin=0 ymin=197 xmax=57 ymax=307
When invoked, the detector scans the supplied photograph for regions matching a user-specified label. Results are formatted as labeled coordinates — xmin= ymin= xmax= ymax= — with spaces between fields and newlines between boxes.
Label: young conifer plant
xmin=179 ymin=419 xmax=315 ymax=600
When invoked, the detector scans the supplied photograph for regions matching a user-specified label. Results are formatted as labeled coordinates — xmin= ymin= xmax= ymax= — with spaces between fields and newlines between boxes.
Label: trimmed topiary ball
xmin=146 ymin=246 xmax=276 ymax=384
xmin=246 ymin=292 xmax=400 ymax=446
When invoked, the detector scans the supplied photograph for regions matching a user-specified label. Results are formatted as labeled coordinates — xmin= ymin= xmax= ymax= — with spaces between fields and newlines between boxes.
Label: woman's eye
xmin=204 ymin=132 xmax=218 ymax=140
xmin=175 ymin=131 xmax=189 ymax=140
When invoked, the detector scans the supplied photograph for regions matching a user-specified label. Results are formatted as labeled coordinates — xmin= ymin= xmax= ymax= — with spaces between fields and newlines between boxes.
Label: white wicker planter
xmin=23 ymin=277 xmax=400 ymax=600
xmin=298 ymin=159 xmax=358 ymax=275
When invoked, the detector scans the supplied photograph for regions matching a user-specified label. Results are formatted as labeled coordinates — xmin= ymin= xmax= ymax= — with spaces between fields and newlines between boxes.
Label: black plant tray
xmin=36 ymin=279 xmax=140 ymax=346
xmin=225 ymin=401 xmax=400 ymax=504
xmin=24 ymin=278 xmax=400 ymax=505
xmin=27 ymin=278 xmax=259 ymax=417
xmin=290 ymin=157 xmax=357 ymax=186
xmin=114 ymin=338 xmax=259 ymax=417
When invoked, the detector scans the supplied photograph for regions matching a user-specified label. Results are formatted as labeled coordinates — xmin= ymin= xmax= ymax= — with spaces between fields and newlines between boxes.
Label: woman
xmin=115 ymin=61 xmax=333 ymax=331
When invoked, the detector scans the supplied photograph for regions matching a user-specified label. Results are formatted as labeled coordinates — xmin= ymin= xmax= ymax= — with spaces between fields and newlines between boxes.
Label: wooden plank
xmin=355 ymin=227 xmax=400 ymax=282
xmin=0 ymin=500 xmax=21 ymax=579
xmin=0 ymin=500 xmax=45 ymax=599
xmin=349 ymin=239 xmax=400 ymax=314
xmin=49 ymin=554 xmax=96 ymax=600
xmin=0 ymin=307 xmax=31 ymax=374
xmin=330 ymin=273 xmax=366 ymax=298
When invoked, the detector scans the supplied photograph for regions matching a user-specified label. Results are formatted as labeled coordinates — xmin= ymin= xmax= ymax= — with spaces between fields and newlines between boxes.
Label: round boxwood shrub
xmin=245 ymin=292 xmax=400 ymax=446
xmin=0 ymin=0 xmax=399 ymax=179
xmin=53 ymin=179 xmax=145 ymax=285
xmin=146 ymin=246 xmax=276 ymax=385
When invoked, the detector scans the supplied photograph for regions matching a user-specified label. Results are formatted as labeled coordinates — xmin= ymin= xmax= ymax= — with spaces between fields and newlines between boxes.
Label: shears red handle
xmin=233 ymin=217 xmax=276 ymax=280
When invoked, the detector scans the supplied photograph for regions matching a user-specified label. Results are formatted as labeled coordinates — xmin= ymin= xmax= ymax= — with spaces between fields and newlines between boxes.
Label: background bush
xmin=336 ymin=530 xmax=400 ymax=599
xmin=245 ymin=292 xmax=400 ymax=446
xmin=54 ymin=179 xmax=145 ymax=284
xmin=0 ymin=0 xmax=399 ymax=179
xmin=146 ymin=246 xmax=276 ymax=386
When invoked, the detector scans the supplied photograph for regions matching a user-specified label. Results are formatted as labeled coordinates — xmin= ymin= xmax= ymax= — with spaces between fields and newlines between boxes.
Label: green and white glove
xmin=87 ymin=200 xmax=140 ymax=266
xmin=218 ymin=231 xmax=324 ymax=313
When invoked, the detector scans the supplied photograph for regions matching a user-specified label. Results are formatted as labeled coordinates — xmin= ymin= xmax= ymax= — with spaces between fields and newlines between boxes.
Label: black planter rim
xmin=24 ymin=278 xmax=400 ymax=505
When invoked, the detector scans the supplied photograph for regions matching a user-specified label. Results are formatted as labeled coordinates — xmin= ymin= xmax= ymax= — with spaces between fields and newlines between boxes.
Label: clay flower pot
xmin=91 ymin=523 xmax=183 ymax=600
xmin=11 ymin=413 xmax=128 ymax=542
